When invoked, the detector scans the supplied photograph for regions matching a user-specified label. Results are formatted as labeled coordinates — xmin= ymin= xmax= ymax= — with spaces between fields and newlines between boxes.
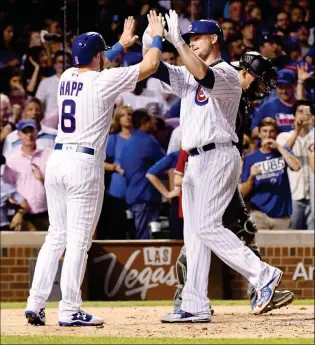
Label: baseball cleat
xmin=262 ymin=290 xmax=295 ymax=314
xmin=25 ymin=308 xmax=46 ymax=326
xmin=59 ymin=310 xmax=104 ymax=326
xmin=161 ymin=309 xmax=211 ymax=323
xmin=253 ymin=272 xmax=283 ymax=314
xmin=174 ymin=297 xmax=214 ymax=315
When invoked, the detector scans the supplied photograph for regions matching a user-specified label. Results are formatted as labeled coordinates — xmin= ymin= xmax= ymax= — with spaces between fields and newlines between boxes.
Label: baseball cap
xmin=17 ymin=119 xmax=37 ymax=132
xmin=182 ymin=19 xmax=223 ymax=43
xmin=276 ymin=69 xmax=297 ymax=85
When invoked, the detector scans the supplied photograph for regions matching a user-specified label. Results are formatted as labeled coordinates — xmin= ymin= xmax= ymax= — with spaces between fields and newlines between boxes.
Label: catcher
xmin=173 ymin=51 xmax=295 ymax=314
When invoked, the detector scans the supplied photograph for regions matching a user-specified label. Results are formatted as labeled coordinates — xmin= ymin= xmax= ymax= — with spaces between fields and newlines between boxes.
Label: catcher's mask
xmin=232 ymin=51 xmax=277 ymax=100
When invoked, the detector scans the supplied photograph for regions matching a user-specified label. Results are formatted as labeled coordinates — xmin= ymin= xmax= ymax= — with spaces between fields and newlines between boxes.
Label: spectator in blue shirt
xmin=251 ymin=69 xmax=297 ymax=137
xmin=240 ymin=118 xmax=300 ymax=230
xmin=120 ymin=109 xmax=165 ymax=239
xmin=146 ymin=150 xmax=181 ymax=239
xmin=99 ymin=105 xmax=133 ymax=239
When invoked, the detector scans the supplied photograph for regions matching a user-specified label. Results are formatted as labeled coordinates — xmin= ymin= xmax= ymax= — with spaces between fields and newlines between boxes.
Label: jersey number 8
xmin=61 ymin=100 xmax=76 ymax=133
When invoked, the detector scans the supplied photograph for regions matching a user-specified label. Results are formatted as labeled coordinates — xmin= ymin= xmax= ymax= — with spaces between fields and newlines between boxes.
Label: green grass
xmin=1 ymin=336 xmax=314 ymax=344
xmin=1 ymin=299 xmax=313 ymax=310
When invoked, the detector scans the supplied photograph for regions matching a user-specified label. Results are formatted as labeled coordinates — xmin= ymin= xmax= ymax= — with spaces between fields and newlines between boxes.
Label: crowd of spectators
xmin=0 ymin=0 xmax=314 ymax=239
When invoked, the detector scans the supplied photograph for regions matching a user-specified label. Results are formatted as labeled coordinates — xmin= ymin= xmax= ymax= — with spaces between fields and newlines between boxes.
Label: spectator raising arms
xmin=240 ymin=118 xmax=300 ymax=230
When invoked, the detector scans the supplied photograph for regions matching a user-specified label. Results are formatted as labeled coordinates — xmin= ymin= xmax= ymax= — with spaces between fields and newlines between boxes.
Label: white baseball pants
xmin=26 ymin=149 xmax=104 ymax=318
xmin=181 ymin=143 xmax=281 ymax=314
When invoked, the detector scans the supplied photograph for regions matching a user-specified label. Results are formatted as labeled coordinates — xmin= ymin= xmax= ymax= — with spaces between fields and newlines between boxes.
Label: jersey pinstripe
xmin=56 ymin=65 xmax=140 ymax=153
xmin=159 ymin=61 xmax=241 ymax=151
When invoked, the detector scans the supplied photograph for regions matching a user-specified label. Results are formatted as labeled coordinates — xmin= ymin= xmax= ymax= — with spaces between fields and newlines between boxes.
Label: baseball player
xmin=25 ymin=12 xmax=165 ymax=327
xmin=144 ymin=11 xmax=284 ymax=323
xmin=172 ymin=53 xmax=295 ymax=315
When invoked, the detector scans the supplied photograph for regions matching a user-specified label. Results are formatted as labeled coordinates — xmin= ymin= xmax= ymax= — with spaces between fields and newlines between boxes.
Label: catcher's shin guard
xmin=173 ymin=246 xmax=187 ymax=311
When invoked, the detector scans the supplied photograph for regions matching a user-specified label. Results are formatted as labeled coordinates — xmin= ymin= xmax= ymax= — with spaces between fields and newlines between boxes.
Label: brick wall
xmin=1 ymin=232 xmax=314 ymax=302
xmin=1 ymin=246 xmax=39 ymax=302
xmin=227 ymin=246 xmax=315 ymax=299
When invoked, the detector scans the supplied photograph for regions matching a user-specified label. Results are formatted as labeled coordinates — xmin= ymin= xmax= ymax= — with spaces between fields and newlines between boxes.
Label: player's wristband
xmin=104 ymin=42 xmax=124 ymax=62
xmin=151 ymin=35 xmax=163 ymax=51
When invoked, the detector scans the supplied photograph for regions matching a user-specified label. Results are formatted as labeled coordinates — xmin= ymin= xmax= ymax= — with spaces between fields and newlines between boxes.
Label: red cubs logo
xmin=195 ymin=85 xmax=208 ymax=106
xmin=308 ymin=143 xmax=314 ymax=153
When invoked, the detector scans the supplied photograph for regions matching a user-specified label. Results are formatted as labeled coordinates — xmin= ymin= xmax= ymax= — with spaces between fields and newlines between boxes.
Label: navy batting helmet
xmin=182 ymin=20 xmax=223 ymax=43
xmin=72 ymin=32 xmax=109 ymax=66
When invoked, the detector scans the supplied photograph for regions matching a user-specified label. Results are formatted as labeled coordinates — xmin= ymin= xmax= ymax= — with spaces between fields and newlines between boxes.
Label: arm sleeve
xmin=199 ymin=65 xmax=242 ymax=99
xmin=154 ymin=62 xmax=191 ymax=98
xmin=175 ymin=149 xmax=189 ymax=175
xmin=240 ymin=157 xmax=251 ymax=183
xmin=147 ymin=153 xmax=177 ymax=175
xmin=98 ymin=64 xmax=140 ymax=99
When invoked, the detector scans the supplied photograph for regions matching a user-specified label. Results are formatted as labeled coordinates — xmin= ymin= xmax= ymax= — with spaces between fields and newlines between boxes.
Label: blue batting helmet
xmin=182 ymin=20 xmax=223 ymax=43
xmin=72 ymin=32 xmax=109 ymax=65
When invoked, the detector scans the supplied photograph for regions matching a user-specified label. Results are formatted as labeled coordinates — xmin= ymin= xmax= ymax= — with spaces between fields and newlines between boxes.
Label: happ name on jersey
xmin=59 ymin=81 xmax=83 ymax=97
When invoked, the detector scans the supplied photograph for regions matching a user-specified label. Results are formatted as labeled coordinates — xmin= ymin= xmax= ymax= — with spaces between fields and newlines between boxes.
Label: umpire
xmin=174 ymin=51 xmax=295 ymax=314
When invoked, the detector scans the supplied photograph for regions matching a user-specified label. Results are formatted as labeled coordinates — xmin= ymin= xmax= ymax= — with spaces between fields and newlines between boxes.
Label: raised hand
xmin=164 ymin=9 xmax=185 ymax=48
xmin=142 ymin=16 xmax=166 ymax=51
xmin=147 ymin=10 xmax=164 ymax=38
xmin=119 ymin=16 xmax=139 ymax=49
xmin=297 ymin=63 xmax=314 ymax=83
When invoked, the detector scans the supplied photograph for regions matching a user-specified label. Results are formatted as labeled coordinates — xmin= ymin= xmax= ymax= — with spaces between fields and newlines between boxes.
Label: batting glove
xmin=142 ymin=25 xmax=153 ymax=50
xmin=164 ymin=10 xmax=185 ymax=49
xmin=142 ymin=18 xmax=167 ymax=51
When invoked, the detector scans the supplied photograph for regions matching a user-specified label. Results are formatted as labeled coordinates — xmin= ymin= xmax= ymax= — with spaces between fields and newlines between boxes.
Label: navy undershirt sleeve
xmin=194 ymin=68 xmax=215 ymax=89
xmin=151 ymin=62 xmax=170 ymax=85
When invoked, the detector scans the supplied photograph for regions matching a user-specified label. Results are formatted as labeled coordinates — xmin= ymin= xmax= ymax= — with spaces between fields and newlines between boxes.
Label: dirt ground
xmin=1 ymin=306 xmax=314 ymax=339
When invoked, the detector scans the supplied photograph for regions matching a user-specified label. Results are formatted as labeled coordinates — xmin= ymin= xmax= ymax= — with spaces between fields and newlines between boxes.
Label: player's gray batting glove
xmin=164 ymin=10 xmax=185 ymax=49
xmin=142 ymin=18 xmax=166 ymax=51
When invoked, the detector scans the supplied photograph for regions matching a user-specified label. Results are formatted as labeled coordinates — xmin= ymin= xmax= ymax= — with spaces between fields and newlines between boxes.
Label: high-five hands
xmin=164 ymin=10 xmax=185 ymax=48
xmin=119 ymin=16 xmax=139 ymax=49
xmin=142 ymin=9 xmax=184 ymax=51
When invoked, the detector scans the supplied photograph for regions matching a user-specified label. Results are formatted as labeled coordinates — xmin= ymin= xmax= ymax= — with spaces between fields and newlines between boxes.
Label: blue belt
xmin=54 ymin=143 xmax=95 ymax=156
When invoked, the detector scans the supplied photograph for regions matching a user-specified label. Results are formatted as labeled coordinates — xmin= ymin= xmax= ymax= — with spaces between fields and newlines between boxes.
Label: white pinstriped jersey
xmin=159 ymin=61 xmax=241 ymax=151
xmin=56 ymin=65 xmax=140 ymax=153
